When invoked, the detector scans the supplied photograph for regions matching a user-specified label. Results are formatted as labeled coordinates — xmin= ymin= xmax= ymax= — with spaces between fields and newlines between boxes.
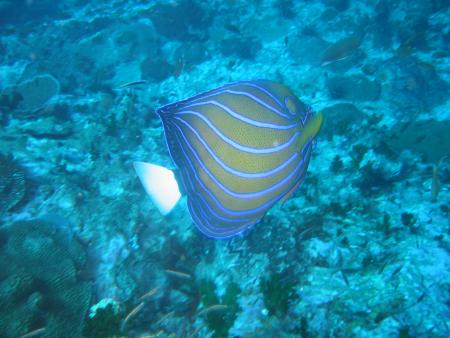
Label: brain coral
xmin=0 ymin=219 xmax=92 ymax=338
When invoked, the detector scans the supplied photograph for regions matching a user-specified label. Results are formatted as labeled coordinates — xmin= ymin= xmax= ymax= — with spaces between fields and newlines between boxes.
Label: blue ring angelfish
xmin=134 ymin=80 xmax=323 ymax=239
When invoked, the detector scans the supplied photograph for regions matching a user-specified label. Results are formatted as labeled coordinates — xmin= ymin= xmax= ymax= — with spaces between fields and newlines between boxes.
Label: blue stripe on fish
xmin=187 ymin=88 xmax=289 ymax=119
xmin=172 ymin=122 xmax=307 ymax=199
xmin=236 ymin=81 xmax=286 ymax=108
xmin=174 ymin=117 xmax=300 ymax=178
xmin=183 ymin=100 xmax=297 ymax=129
xmin=178 ymin=140 xmax=312 ymax=238
xmin=172 ymin=126 xmax=311 ymax=217
xmin=172 ymin=122 xmax=311 ymax=217
xmin=188 ymin=156 xmax=310 ymax=238
xmin=174 ymin=112 xmax=300 ymax=153
xmin=186 ymin=81 xmax=286 ymax=113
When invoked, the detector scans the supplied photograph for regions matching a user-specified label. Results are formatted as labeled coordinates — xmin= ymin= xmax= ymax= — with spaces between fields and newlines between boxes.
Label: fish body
xmin=135 ymin=80 xmax=322 ymax=239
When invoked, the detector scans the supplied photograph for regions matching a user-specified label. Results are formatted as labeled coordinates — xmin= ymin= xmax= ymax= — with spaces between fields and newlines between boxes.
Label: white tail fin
xmin=133 ymin=161 xmax=181 ymax=215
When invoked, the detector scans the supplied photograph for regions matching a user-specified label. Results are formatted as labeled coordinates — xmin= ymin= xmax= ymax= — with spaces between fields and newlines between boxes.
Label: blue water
xmin=0 ymin=1 xmax=449 ymax=337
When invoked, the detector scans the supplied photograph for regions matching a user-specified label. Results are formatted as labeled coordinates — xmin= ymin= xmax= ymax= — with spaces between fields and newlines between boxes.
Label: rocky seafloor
xmin=0 ymin=0 xmax=449 ymax=337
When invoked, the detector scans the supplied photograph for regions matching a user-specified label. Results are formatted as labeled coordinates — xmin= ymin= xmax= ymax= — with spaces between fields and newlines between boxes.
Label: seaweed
xmin=330 ymin=155 xmax=344 ymax=173
xmin=350 ymin=144 xmax=369 ymax=168
xmin=198 ymin=280 xmax=241 ymax=338
xmin=260 ymin=271 xmax=298 ymax=318
xmin=291 ymin=316 xmax=311 ymax=337
xmin=398 ymin=326 xmax=413 ymax=338
xmin=83 ymin=303 xmax=122 ymax=338
xmin=400 ymin=212 xmax=415 ymax=227
xmin=325 ymin=201 xmax=352 ymax=217
xmin=355 ymin=161 xmax=393 ymax=196
xmin=401 ymin=212 xmax=419 ymax=234
xmin=376 ymin=213 xmax=392 ymax=237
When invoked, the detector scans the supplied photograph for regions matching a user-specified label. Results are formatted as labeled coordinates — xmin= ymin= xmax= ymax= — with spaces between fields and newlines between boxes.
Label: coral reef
xmin=0 ymin=0 xmax=448 ymax=337
xmin=0 ymin=220 xmax=92 ymax=337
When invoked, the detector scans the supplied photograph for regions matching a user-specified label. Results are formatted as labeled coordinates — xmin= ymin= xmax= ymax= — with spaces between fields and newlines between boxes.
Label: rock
xmin=379 ymin=56 xmax=449 ymax=112
xmin=21 ymin=116 xmax=73 ymax=139
xmin=140 ymin=57 xmax=174 ymax=82
xmin=146 ymin=1 xmax=211 ymax=40
xmin=323 ymin=0 xmax=350 ymax=11
xmin=275 ymin=0 xmax=296 ymax=19
xmin=288 ymin=35 xmax=327 ymax=65
xmin=174 ymin=41 xmax=208 ymax=69
xmin=321 ymin=103 xmax=366 ymax=138
xmin=220 ymin=36 xmax=262 ymax=59
xmin=388 ymin=119 xmax=450 ymax=163
xmin=327 ymin=74 xmax=381 ymax=101
xmin=1 ymin=74 xmax=60 ymax=114
xmin=361 ymin=63 xmax=378 ymax=75
xmin=0 ymin=0 xmax=59 ymax=25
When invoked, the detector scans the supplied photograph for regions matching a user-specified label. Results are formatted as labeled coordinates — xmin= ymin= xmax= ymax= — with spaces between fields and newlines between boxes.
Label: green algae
xmin=198 ymin=280 xmax=241 ymax=338
xmin=260 ymin=272 xmax=297 ymax=318
xmin=83 ymin=303 xmax=122 ymax=338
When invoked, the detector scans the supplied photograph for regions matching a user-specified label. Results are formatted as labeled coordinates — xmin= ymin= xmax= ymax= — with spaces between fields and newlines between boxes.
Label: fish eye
xmin=284 ymin=96 xmax=297 ymax=115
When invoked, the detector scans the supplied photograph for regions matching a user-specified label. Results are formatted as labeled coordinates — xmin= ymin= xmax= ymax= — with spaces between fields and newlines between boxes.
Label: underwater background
xmin=0 ymin=0 xmax=449 ymax=337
